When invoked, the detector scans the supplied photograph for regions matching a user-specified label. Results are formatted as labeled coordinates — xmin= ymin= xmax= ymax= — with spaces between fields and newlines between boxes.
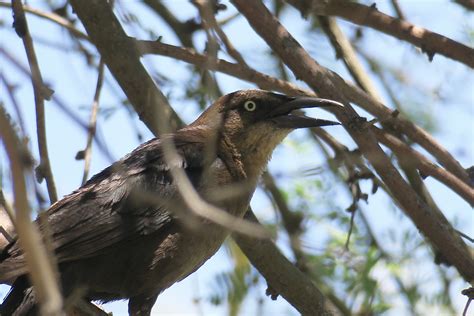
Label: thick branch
xmin=231 ymin=0 xmax=474 ymax=283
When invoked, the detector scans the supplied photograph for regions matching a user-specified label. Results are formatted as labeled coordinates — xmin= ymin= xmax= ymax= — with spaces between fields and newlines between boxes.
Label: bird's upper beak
xmin=268 ymin=97 xmax=341 ymax=128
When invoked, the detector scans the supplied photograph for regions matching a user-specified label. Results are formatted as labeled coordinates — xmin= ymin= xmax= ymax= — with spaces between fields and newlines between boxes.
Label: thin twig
xmin=317 ymin=15 xmax=383 ymax=102
xmin=0 ymin=1 xmax=88 ymax=39
xmin=456 ymin=229 xmax=474 ymax=243
xmin=80 ymin=60 xmax=105 ymax=185
xmin=0 ymin=47 xmax=115 ymax=163
xmin=0 ymin=72 xmax=28 ymax=136
xmin=390 ymin=0 xmax=406 ymax=20
xmin=143 ymin=0 xmax=222 ymax=99
xmin=194 ymin=0 xmax=248 ymax=66
xmin=12 ymin=0 xmax=58 ymax=203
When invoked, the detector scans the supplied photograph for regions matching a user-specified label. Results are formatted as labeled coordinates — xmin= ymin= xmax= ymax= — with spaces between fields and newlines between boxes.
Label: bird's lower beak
xmin=269 ymin=97 xmax=341 ymax=128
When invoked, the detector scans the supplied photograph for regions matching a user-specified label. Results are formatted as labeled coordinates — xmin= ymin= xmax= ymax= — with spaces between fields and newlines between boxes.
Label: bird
xmin=0 ymin=89 xmax=340 ymax=315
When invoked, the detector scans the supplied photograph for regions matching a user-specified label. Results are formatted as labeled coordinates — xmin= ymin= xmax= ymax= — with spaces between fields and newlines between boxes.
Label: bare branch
xmin=304 ymin=0 xmax=474 ymax=68
xmin=0 ymin=105 xmax=63 ymax=316
xmin=390 ymin=0 xmax=406 ymax=20
xmin=372 ymin=127 xmax=474 ymax=206
xmin=11 ymin=0 xmax=58 ymax=203
xmin=0 ymin=1 xmax=88 ymax=39
xmin=194 ymin=0 xmax=248 ymax=66
xmin=79 ymin=60 xmax=105 ymax=185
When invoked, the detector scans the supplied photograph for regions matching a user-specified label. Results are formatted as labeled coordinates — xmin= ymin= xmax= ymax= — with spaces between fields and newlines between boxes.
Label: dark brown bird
xmin=0 ymin=90 xmax=340 ymax=315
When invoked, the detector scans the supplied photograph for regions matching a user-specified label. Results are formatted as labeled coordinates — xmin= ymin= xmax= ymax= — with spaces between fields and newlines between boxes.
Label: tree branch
xmin=233 ymin=210 xmax=341 ymax=316
xmin=69 ymin=0 xmax=183 ymax=135
xmin=0 ymin=105 xmax=63 ymax=315
xmin=0 ymin=1 xmax=88 ymax=39
xmin=139 ymin=38 xmax=471 ymax=186
xmin=11 ymin=0 xmax=58 ymax=203
xmin=79 ymin=60 xmax=104 ymax=185
xmin=372 ymin=127 xmax=474 ymax=206
xmin=296 ymin=0 xmax=474 ymax=68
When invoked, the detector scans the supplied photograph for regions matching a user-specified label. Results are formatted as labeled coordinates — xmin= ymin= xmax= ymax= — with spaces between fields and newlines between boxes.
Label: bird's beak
xmin=268 ymin=97 xmax=342 ymax=128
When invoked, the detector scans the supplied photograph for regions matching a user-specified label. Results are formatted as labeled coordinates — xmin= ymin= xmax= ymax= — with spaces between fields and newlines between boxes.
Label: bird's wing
xmin=7 ymin=134 xmax=208 ymax=263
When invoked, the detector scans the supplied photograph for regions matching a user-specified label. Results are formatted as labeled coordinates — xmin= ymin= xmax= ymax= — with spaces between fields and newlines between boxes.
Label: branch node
xmin=12 ymin=14 xmax=27 ymax=38
xmin=265 ymin=285 xmax=279 ymax=300
xmin=41 ymin=85 xmax=55 ymax=101
xmin=35 ymin=163 xmax=46 ymax=183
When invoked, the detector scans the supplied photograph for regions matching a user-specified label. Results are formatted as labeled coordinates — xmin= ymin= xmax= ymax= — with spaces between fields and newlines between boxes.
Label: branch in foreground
xmin=233 ymin=210 xmax=340 ymax=316
xmin=0 ymin=105 xmax=63 ymax=315
xmin=296 ymin=0 xmax=474 ymax=68
xmin=231 ymin=0 xmax=474 ymax=284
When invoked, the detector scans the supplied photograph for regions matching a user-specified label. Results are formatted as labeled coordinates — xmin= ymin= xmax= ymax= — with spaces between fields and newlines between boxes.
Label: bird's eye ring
xmin=243 ymin=100 xmax=257 ymax=112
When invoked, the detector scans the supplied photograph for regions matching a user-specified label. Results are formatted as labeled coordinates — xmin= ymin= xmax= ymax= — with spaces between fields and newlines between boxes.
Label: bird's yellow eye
xmin=243 ymin=100 xmax=257 ymax=112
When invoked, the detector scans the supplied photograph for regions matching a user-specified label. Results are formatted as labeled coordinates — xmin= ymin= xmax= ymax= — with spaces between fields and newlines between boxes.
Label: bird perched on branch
xmin=0 ymin=89 xmax=340 ymax=315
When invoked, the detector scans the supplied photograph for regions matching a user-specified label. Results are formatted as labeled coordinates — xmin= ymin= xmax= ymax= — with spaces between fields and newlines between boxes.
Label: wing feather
xmin=2 ymin=134 xmax=207 ymax=267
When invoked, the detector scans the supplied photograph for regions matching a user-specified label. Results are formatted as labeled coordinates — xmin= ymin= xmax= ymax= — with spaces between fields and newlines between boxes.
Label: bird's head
xmin=189 ymin=89 xmax=341 ymax=178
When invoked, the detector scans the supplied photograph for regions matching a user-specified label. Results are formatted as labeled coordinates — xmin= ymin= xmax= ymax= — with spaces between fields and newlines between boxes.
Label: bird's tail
xmin=0 ymin=276 xmax=38 ymax=316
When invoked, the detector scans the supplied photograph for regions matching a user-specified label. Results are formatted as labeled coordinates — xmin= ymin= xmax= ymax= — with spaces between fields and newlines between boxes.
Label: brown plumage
xmin=0 ymin=90 xmax=340 ymax=315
